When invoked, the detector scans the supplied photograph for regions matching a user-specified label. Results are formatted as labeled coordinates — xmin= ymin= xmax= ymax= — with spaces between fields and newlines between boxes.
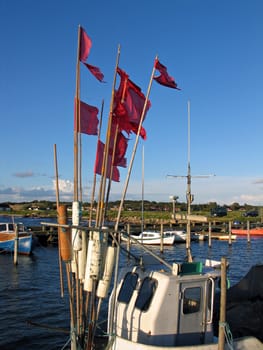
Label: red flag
xmin=154 ymin=59 xmax=180 ymax=90
xmin=82 ymin=62 xmax=105 ymax=82
xmin=107 ymin=120 xmax=128 ymax=167
xmin=74 ymin=99 xmax=99 ymax=135
xmin=79 ymin=27 xmax=92 ymax=62
xmin=113 ymin=68 xmax=150 ymax=139
xmin=114 ymin=132 xmax=128 ymax=167
xmin=94 ymin=141 xmax=120 ymax=182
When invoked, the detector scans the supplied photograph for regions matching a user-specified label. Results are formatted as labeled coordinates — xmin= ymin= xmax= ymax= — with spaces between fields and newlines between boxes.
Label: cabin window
xmin=0 ymin=224 xmax=6 ymax=231
xmin=117 ymin=272 xmax=138 ymax=304
xmin=135 ymin=277 xmax=157 ymax=312
xmin=183 ymin=287 xmax=201 ymax=314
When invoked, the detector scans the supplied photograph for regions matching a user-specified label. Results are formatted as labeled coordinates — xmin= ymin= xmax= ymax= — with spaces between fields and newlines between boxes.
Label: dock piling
xmin=14 ymin=224 xmax=19 ymax=265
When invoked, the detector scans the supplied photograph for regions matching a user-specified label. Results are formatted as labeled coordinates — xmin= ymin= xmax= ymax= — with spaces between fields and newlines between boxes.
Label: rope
xmin=27 ymin=320 xmax=69 ymax=333
xmin=104 ymin=334 xmax=116 ymax=350
xmin=219 ymin=321 xmax=234 ymax=350
xmin=60 ymin=336 xmax=71 ymax=350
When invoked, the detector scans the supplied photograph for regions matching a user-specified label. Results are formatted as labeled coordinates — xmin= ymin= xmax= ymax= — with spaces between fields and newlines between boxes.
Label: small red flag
xmin=79 ymin=27 xmax=92 ymax=62
xmin=94 ymin=141 xmax=120 ymax=182
xmin=74 ymin=99 xmax=99 ymax=135
xmin=113 ymin=68 xmax=150 ymax=139
xmin=82 ymin=62 xmax=105 ymax=82
xmin=154 ymin=59 xmax=180 ymax=90
xmin=109 ymin=126 xmax=128 ymax=167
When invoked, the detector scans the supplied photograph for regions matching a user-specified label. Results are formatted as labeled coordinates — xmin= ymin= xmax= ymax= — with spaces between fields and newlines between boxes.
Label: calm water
xmin=0 ymin=216 xmax=263 ymax=349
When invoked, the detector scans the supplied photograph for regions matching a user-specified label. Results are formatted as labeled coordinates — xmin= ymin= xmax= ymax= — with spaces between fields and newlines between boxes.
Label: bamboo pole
xmin=66 ymin=263 xmax=77 ymax=350
xmin=89 ymin=100 xmax=104 ymax=226
xmin=96 ymin=45 xmax=121 ymax=227
xmin=79 ymin=133 xmax=83 ymax=202
xmin=103 ymin=123 xmax=120 ymax=222
xmin=74 ymin=25 xmax=81 ymax=201
xmin=109 ymin=60 xmax=162 ymax=340
xmin=72 ymin=26 xmax=82 ymax=350
xmin=54 ymin=144 xmax=64 ymax=297
xmin=218 ymin=256 xmax=227 ymax=350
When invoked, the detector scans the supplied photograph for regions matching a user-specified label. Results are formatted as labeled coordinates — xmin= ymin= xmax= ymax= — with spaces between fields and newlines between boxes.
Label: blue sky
xmin=1 ymin=0 xmax=263 ymax=205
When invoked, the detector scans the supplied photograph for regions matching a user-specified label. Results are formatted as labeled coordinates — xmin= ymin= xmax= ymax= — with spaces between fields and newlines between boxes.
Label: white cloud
xmin=1 ymin=175 xmax=263 ymax=206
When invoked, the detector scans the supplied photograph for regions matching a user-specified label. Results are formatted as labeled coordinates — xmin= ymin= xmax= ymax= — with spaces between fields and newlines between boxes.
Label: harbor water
xmin=1 ymin=216 xmax=263 ymax=349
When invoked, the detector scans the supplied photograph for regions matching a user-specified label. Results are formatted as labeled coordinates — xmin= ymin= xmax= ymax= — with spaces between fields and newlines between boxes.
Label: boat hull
xmin=0 ymin=233 xmax=33 ymax=255
xmin=110 ymin=335 xmax=263 ymax=350
xmin=231 ymin=228 xmax=263 ymax=236
xmin=122 ymin=231 xmax=176 ymax=245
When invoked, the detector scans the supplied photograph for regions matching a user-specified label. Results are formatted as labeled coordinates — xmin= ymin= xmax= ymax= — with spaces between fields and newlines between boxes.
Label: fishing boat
xmin=231 ymin=227 xmax=263 ymax=236
xmin=122 ymin=230 xmax=176 ymax=245
xmin=0 ymin=222 xmax=33 ymax=255
xmin=107 ymin=254 xmax=263 ymax=350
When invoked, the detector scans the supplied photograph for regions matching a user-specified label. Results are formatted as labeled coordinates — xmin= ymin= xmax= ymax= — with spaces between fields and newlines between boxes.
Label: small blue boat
xmin=0 ymin=222 xmax=33 ymax=255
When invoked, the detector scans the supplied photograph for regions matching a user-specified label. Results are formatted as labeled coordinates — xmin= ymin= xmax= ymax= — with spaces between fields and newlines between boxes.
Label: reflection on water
xmin=0 ymin=216 xmax=263 ymax=349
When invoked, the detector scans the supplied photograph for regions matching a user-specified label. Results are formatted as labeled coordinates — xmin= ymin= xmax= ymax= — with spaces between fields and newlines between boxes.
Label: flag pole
xmin=109 ymin=59 xmax=157 ymax=338
xmin=73 ymin=25 xmax=81 ymax=201
xmin=103 ymin=123 xmax=120 ymax=223
xmin=89 ymin=100 xmax=104 ymax=226
xmin=53 ymin=144 xmax=64 ymax=298
xmin=114 ymin=56 xmax=157 ymax=232
xmin=96 ymin=45 xmax=121 ymax=227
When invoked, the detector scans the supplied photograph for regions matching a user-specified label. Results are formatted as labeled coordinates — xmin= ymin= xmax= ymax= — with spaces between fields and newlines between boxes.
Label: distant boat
xmin=164 ymin=229 xmax=187 ymax=243
xmin=164 ymin=230 xmax=208 ymax=243
xmin=214 ymin=234 xmax=237 ymax=241
xmin=232 ymin=227 xmax=263 ymax=236
xmin=122 ymin=230 xmax=176 ymax=245
xmin=0 ymin=222 xmax=33 ymax=255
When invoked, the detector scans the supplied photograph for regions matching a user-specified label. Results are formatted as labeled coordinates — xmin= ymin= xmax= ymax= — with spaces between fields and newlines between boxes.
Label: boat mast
xmin=167 ymin=100 xmax=215 ymax=262
xmin=186 ymin=100 xmax=192 ymax=260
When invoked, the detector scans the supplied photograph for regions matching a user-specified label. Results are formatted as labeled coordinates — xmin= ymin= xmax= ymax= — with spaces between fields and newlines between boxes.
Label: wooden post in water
xmin=14 ymin=224 xmax=19 ymax=265
xmin=127 ymin=223 xmax=131 ymax=257
xmin=218 ymin=257 xmax=227 ymax=350
xmin=208 ymin=221 xmax=212 ymax=248
xmin=228 ymin=221 xmax=232 ymax=246
xmin=160 ymin=221 xmax=164 ymax=253
xmin=246 ymin=220 xmax=251 ymax=243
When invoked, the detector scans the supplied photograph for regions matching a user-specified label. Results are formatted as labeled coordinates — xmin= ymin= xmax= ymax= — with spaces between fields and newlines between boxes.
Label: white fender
xmin=83 ymin=239 xmax=94 ymax=292
xmin=96 ymin=246 xmax=116 ymax=299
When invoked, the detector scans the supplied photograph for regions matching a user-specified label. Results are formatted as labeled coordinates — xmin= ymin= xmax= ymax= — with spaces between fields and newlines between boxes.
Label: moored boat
xmin=164 ymin=229 xmax=186 ymax=243
xmin=122 ymin=230 xmax=176 ymax=245
xmin=0 ymin=222 xmax=33 ymax=255
xmin=231 ymin=227 xmax=263 ymax=236
xmin=107 ymin=257 xmax=263 ymax=350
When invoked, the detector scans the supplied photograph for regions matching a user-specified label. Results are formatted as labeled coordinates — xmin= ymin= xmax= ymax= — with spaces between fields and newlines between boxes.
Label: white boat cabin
xmin=0 ymin=223 xmax=26 ymax=233
xmin=108 ymin=262 xmax=219 ymax=347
